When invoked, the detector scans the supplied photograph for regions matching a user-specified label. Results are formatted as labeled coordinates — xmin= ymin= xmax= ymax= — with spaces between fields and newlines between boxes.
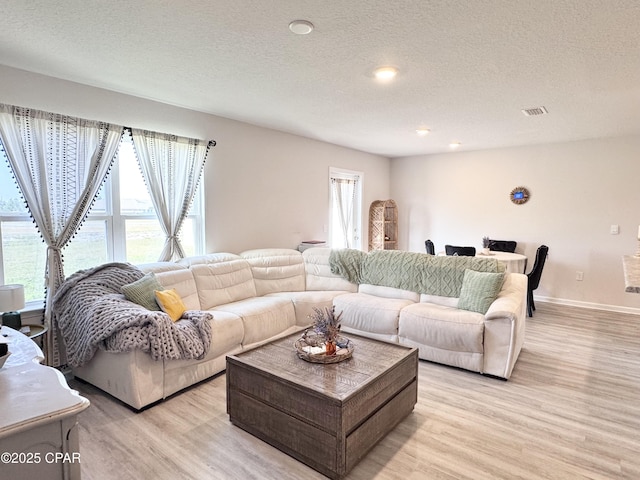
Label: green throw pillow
xmin=457 ymin=269 xmax=505 ymax=314
xmin=121 ymin=272 xmax=164 ymax=310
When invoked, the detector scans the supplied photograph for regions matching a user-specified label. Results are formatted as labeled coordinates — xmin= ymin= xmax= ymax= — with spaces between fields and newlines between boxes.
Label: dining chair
xmin=444 ymin=245 xmax=476 ymax=256
xmin=526 ymin=245 xmax=549 ymax=317
xmin=425 ymin=239 xmax=435 ymax=255
xmin=489 ymin=240 xmax=517 ymax=253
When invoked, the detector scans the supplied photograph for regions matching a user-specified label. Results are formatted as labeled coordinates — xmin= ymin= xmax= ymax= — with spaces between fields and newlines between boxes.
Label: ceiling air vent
xmin=522 ymin=106 xmax=548 ymax=116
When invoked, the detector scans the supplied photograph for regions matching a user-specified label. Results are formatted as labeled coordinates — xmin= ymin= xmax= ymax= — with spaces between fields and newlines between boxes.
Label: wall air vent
xmin=522 ymin=106 xmax=548 ymax=116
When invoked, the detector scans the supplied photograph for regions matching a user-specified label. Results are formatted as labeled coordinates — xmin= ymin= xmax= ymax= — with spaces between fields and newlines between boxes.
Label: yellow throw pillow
xmin=154 ymin=289 xmax=186 ymax=322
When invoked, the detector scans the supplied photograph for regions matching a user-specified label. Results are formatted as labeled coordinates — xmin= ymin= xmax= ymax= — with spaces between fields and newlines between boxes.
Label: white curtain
xmin=331 ymin=177 xmax=358 ymax=249
xmin=0 ymin=104 xmax=123 ymax=366
xmin=129 ymin=129 xmax=213 ymax=262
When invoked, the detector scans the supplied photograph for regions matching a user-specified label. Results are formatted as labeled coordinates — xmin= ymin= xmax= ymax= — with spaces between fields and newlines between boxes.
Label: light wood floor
xmin=70 ymin=303 xmax=640 ymax=480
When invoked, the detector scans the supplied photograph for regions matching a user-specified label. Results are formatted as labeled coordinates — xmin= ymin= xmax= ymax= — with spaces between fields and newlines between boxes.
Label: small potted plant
xmin=308 ymin=306 xmax=342 ymax=355
xmin=482 ymin=236 xmax=491 ymax=255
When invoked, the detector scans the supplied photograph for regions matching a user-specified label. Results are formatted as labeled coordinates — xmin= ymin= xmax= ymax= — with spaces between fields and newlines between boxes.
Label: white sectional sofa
xmin=64 ymin=247 xmax=527 ymax=410
xmin=335 ymin=273 xmax=526 ymax=378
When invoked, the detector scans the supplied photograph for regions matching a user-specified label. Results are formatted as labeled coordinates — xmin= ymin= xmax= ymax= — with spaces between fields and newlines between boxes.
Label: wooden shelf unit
xmin=369 ymin=199 xmax=398 ymax=251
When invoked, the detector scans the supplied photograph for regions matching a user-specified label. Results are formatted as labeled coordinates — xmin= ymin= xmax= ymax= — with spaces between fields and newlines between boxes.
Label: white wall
xmin=391 ymin=136 xmax=640 ymax=313
xmin=0 ymin=65 xmax=390 ymax=254
xmin=6 ymin=65 xmax=637 ymax=312
xmin=204 ymin=119 xmax=388 ymax=252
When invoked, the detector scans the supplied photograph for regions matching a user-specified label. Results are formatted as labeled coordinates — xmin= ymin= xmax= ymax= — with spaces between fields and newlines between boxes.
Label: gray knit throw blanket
xmin=53 ymin=262 xmax=212 ymax=368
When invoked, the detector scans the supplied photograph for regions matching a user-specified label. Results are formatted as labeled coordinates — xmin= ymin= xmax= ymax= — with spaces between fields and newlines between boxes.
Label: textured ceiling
xmin=1 ymin=0 xmax=639 ymax=157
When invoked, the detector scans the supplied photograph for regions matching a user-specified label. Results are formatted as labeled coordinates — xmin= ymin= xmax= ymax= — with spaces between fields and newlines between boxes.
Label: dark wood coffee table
xmin=226 ymin=332 xmax=418 ymax=479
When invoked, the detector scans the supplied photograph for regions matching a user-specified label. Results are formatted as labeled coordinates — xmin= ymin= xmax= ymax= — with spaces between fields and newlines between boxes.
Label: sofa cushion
xmin=213 ymin=296 xmax=296 ymax=346
xmin=302 ymin=248 xmax=358 ymax=292
xmin=121 ymin=272 xmax=163 ymax=311
xmin=398 ymin=302 xmax=485 ymax=354
xmin=240 ymin=248 xmax=306 ymax=296
xmin=163 ymin=310 xmax=245 ymax=371
xmin=458 ymin=269 xmax=505 ymax=314
xmin=333 ymin=292 xmax=415 ymax=336
xmin=139 ymin=262 xmax=200 ymax=310
xmin=138 ymin=262 xmax=187 ymax=274
xmin=420 ymin=293 xmax=459 ymax=308
xmin=177 ymin=252 xmax=241 ymax=267
xmin=152 ymin=268 xmax=201 ymax=311
xmin=191 ymin=259 xmax=257 ymax=309
xmin=358 ymin=283 xmax=420 ymax=302
xmin=268 ymin=290 xmax=350 ymax=326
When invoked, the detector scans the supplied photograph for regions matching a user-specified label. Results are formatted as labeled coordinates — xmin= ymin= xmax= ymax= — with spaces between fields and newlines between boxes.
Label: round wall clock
xmin=510 ymin=186 xmax=530 ymax=205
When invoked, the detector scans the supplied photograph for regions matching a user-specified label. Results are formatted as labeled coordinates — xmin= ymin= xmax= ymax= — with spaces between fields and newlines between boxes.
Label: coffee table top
xmin=227 ymin=332 xmax=417 ymax=402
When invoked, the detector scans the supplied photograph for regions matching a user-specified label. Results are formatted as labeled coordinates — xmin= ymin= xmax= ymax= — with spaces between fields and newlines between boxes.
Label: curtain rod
xmin=123 ymin=126 xmax=215 ymax=147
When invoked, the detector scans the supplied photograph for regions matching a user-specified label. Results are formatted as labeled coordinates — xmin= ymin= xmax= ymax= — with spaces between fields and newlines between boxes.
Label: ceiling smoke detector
xmin=289 ymin=20 xmax=314 ymax=35
xmin=522 ymin=106 xmax=548 ymax=116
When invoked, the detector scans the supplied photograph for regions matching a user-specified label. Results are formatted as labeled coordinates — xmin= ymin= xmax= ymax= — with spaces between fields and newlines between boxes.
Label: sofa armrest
xmin=482 ymin=273 xmax=527 ymax=378
xmin=485 ymin=273 xmax=526 ymax=321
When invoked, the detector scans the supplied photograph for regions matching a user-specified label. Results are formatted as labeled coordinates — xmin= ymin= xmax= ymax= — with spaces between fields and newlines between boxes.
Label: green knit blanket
xmin=329 ymin=249 xmax=505 ymax=297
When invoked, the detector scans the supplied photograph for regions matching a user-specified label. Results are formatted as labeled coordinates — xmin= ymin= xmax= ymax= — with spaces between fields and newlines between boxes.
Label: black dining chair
xmin=425 ymin=239 xmax=435 ymax=255
xmin=445 ymin=245 xmax=476 ymax=256
xmin=489 ymin=240 xmax=517 ymax=253
xmin=527 ymin=245 xmax=549 ymax=317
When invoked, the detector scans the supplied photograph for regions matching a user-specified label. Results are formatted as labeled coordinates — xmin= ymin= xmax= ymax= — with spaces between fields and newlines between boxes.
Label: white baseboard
xmin=536 ymin=295 xmax=640 ymax=316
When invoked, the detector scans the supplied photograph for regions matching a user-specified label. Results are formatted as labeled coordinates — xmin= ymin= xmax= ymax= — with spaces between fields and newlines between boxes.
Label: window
xmin=0 ymin=136 xmax=204 ymax=303
xmin=114 ymin=138 xmax=203 ymax=264
xmin=0 ymin=161 xmax=47 ymax=301
xmin=329 ymin=167 xmax=363 ymax=250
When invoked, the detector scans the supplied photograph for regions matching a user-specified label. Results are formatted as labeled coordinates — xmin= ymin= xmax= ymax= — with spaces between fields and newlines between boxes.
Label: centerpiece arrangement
xmin=294 ymin=306 xmax=354 ymax=363
xmin=482 ymin=236 xmax=492 ymax=255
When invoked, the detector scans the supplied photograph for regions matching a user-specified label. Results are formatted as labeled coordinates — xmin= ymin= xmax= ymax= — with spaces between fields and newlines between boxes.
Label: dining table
xmin=476 ymin=251 xmax=528 ymax=274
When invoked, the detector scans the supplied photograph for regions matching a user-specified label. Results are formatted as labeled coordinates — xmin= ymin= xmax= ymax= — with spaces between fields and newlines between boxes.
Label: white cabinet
xmin=0 ymin=326 xmax=90 ymax=480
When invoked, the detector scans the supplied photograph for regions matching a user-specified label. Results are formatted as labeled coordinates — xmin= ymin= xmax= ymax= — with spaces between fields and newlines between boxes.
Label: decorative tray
xmin=294 ymin=333 xmax=354 ymax=364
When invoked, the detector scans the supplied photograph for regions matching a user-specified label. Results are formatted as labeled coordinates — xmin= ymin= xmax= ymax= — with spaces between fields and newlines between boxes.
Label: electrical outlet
xmin=576 ymin=271 xmax=584 ymax=281
xmin=610 ymin=225 xmax=619 ymax=235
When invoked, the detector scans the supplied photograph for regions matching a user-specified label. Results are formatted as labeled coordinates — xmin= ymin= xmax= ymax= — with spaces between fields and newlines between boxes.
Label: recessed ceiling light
xmin=449 ymin=142 xmax=461 ymax=149
xmin=416 ymin=127 xmax=430 ymax=136
xmin=289 ymin=20 xmax=314 ymax=35
xmin=373 ymin=66 xmax=398 ymax=81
